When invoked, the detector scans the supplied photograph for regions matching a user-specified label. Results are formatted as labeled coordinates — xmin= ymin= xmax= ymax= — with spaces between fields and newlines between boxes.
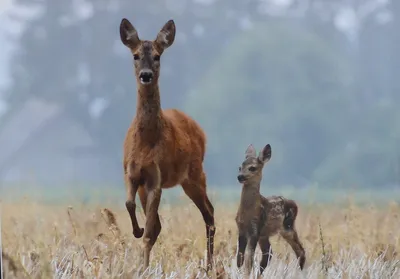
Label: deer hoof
xmin=133 ymin=228 xmax=144 ymax=238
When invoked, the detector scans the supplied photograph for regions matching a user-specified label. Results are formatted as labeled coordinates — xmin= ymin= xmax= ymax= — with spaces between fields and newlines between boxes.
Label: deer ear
xmin=245 ymin=144 xmax=257 ymax=159
xmin=258 ymin=144 xmax=272 ymax=164
xmin=120 ymin=18 xmax=140 ymax=50
xmin=155 ymin=19 xmax=176 ymax=50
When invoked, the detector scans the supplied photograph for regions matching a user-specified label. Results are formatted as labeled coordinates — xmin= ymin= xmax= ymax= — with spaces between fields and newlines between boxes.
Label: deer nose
xmin=237 ymin=175 xmax=245 ymax=183
xmin=139 ymin=69 xmax=153 ymax=84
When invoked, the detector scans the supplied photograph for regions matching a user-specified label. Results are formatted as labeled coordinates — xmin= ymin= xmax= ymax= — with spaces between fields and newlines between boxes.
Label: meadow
xmin=1 ymin=185 xmax=400 ymax=278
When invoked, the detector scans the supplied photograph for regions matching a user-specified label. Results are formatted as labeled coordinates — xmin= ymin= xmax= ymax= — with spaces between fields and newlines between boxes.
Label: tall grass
xmin=1 ymin=190 xmax=400 ymax=278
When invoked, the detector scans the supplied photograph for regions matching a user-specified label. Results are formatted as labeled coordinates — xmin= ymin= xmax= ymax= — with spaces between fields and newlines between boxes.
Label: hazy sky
xmin=0 ymin=0 xmax=13 ymax=89
xmin=0 ymin=0 xmax=15 ymax=115
xmin=0 ymin=0 xmax=371 ymax=116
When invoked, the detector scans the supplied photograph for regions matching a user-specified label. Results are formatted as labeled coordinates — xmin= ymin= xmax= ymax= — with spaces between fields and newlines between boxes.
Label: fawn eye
xmin=154 ymin=55 xmax=160 ymax=61
xmin=248 ymin=166 xmax=256 ymax=172
xmin=133 ymin=54 xmax=140 ymax=60
xmin=238 ymin=167 xmax=242 ymax=171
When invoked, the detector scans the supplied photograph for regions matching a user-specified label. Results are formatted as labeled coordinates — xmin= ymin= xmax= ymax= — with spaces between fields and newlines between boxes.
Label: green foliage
xmin=185 ymin=21 xmax=355 ymax=186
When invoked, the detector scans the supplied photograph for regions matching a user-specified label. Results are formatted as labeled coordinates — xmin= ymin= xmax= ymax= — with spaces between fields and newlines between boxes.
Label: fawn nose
xmin=237 ymin=175 xmax=246 ymax=183
xmin=139 ymin=70 xmax=153 ymax=84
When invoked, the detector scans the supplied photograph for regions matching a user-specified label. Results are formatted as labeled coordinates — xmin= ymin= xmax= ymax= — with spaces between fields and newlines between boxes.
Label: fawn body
xmin=236 ymin=144 xmax=305 ymax=276
xmin=119 ymin=18 xmax=215 ymax=270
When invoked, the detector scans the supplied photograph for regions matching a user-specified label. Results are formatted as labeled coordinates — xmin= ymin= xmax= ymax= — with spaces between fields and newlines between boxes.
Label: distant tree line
xmin=4 ymin=0 xmax=400 ymax=188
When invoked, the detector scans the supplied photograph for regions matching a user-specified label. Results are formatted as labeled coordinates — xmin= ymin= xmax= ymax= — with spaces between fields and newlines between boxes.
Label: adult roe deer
xmin=119 ymin=18 xmax=215 ymax=270
xmin=235 ymin=144 xmax=305 ymax=276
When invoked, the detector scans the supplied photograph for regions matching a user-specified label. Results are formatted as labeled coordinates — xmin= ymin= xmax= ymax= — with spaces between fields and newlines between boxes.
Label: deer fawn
xmin=119 ymin=18 xmax=215 ymax=270
xmin=235 ymin=144 xmax=305 ymax=276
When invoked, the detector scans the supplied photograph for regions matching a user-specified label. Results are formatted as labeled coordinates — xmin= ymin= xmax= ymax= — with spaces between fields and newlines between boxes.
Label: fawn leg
xmin=244 ymin=233 xmax=259 ymax=276
xmin=124 ymin=171 xmax=144 ymax=238
xmin=181 ymin=172 xmax=215 ymax=270
xmin=141 ymin=164 xmax=162 ymax=270
xmin=258 ymin=236 xmax=272 ymax=275
xmin=280 ymin=229 xmax=306 ymax=270
xmin=236 ymin=234 xmax=247 ymax=268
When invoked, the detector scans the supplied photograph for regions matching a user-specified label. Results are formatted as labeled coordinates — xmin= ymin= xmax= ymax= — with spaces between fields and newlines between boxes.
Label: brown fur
xmin=235 ymin=144 xmax=305 ymax=276
xmin=119 ymin=18 xmax=215 ymax=270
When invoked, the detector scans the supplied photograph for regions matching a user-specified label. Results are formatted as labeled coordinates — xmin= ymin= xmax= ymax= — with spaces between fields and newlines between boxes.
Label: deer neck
xmin=135 ymin=83 xmax=163 ymax=140
xmin=239 ymin=181 xmax=261 ymax=210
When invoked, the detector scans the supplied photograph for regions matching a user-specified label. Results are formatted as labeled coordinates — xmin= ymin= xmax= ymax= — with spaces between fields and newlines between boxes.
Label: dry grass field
xmin=1 ymin=196 xmax=400 ymax=279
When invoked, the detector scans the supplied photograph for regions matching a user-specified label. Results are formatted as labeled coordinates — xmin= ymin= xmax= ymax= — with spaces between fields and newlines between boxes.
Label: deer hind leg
xmin=181 ymin=171 xmax=215 ymax=270
xmin=141 ymin=164 xmax=162 ymax=270
xmin=258 ymin=236 xmax=272 ymax=275
xmin=280 ymin=229 xmax=306 ymax=270
xmin=124 ymin=171 xmax=144 ymax=238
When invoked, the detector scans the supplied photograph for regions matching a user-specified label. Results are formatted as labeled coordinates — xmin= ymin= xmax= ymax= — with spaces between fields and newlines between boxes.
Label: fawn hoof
xmin=299 ymin=256 xmax=305 ymax=270
xmin=206 ymin=262 xmax=213 ymax=272
xmin=133 ymin=227 xmax=144 ymax=238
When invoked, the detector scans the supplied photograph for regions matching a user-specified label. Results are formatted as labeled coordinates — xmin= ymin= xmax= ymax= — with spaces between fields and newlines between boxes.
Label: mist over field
xmin=0 ymin=0 xmax=400 ymax=190
xmin=1 ymin=0 xmax=400 ymax=278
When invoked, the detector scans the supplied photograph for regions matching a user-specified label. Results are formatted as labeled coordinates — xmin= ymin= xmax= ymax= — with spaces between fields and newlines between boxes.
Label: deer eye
xmin=248 ymin=166 xmax=256 ymax=172
xmin=154 ymin=55 xmax=160 ymax=61
xmin=238 ymin=167 xmax=242 ymax=171
xmin=133 ymin=54 xmax=140 ymax=60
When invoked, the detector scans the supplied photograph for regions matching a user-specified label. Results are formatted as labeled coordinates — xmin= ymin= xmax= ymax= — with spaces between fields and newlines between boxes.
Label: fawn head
xmin=237 ymin=144 xmax=272 ymax=184
xmin=119 ymin=18 xmax=176 ymax=86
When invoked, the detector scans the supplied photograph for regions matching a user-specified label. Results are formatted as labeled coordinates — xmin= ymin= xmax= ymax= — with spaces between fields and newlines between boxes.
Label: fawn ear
xmin=120 ymin=18 xmax=140 ymax=50
xmin=258 ymin=144 xmax=272 ymax=164
xmin=245 ymin=144 xmax=257 ymax=159
xmin=155 ymin=19 xmax=176 ymax=50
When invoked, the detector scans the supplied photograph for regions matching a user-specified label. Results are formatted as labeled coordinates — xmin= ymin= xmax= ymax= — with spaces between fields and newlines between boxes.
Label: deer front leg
xmin=244 ymin=231 xmax=259 ymax=276
xmin=124 ymin=172 xmax=144 ymax=238
xmin=236 ymin=233 xmax=247 ymax=268
xmin=142 ymin=187 xmax=162 ymax=270
xmin=141 ymin=164 xmax=162 ymax=271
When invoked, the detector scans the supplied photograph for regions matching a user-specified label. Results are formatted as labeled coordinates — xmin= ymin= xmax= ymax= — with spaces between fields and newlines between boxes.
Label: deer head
xmin=119 ymin=18 xmax=176 ymax=86
xmin=237 ymin=144 xmax=272 ymax=184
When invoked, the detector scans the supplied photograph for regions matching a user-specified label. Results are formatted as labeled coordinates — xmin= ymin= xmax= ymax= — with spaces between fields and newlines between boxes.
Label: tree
xmin=184 ymin=20 xmax=354 ymax=187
